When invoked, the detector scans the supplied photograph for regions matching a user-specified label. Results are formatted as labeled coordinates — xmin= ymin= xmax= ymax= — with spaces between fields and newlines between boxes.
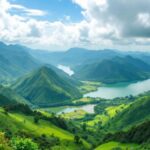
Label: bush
xmin=0 ymin=132 xmax=11 ymax=150
xmin=11 ymin=137 xmax=39 ymax=150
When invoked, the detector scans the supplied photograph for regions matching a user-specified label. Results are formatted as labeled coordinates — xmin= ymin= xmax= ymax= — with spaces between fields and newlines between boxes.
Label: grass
xmin=79 ymin=81 xmax=101 ymax=94
xmin=61 ymin=109 xmax=87 ymax=119
xmin=87 ymin=104 xmax=128 ymax=127
xmin=73 ymin=97 xmax=95 ymax=103
xmin=95 ymin=141 xmax=139 ymax=150
xmin=38 ymin=106 xmax=67 ymax=114
xmin=0 ymin=111 xmax=73 ymax=140
xmin=0 ymin=108 xmax=91 ymax=149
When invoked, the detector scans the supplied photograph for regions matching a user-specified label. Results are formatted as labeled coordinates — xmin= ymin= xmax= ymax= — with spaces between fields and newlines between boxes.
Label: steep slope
xmin=0 ymin=42 xmax=40 ymax=82
xmin=74 ymin=56 xmax=150 ymax=83
xmin=12 ymin=66 xmax=82 ymax=106
xmin=0 ymin=85 xmax=30 ymax=105
xmin=0 ymin=94 xmax=16 ymax=106
xmin=106 ymin=120 xmax=150 ymax=145
xmin=107 ymin=92 xmax=150 ymax=131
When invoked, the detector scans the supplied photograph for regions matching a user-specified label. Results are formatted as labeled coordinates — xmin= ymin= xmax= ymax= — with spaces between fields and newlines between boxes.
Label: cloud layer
xmin=0 ymin=0 xmax=150 ymax=51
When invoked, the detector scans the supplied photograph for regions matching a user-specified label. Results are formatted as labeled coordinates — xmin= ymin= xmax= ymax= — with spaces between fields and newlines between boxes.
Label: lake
xmin=57 ymin=64 xmax=74 ymax=76
xmin=57 ymin=104 xmax=96 ymax=114
xmin=84 ymin=79 xmax=150 ymax=99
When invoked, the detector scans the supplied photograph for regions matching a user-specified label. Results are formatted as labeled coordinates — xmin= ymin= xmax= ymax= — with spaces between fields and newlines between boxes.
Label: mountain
xmin=30 ymin=47 xmax=150 ymax=67
xmin=12 ymin=66 xmax=82 ymax=106
xmin=29 ymin=48 xmax=120 ymax=67
xmin=0 ymin=85 xmax=30 ymax=106
xmin=74 ymin=56 xmax=150 ymax=83
xmin=0 ymin=42 xmax=40 ymax=83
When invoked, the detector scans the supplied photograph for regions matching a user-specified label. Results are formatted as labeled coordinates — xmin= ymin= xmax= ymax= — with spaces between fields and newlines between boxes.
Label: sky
xmin=0 ymin=0 xmax=150 ymax=51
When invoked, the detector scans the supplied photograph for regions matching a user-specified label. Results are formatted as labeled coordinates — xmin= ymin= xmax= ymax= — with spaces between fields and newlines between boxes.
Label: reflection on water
xmin=84 ymin=79 xmax=150 ymax=99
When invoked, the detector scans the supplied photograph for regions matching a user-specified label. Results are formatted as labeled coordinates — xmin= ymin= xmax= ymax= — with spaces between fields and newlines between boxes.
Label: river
xmin=57 ymin=65 xmax=74 ymax=76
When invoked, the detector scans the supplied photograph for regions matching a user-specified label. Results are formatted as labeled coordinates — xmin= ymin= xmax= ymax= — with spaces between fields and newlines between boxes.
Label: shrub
xmin=11 ymin=137 xmax=39 ymax=150
xmin=0 ymin=132 xmax=11 ymax=150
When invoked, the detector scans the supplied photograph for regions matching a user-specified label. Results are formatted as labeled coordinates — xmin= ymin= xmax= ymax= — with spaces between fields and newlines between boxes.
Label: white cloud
xmin=0 ymin=0 xmax=150 ymax=51
xmin=10 ymin=4 xmax=47 ymax=16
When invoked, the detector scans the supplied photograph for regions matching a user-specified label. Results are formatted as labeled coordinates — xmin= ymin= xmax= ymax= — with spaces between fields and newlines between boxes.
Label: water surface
xmin=57 ymin=104 xmax=96 ymax=114
xmin=84 ymin=79 xmax=150 ymax=99
xmin=57 ymin=65 xmax=74 ymax=76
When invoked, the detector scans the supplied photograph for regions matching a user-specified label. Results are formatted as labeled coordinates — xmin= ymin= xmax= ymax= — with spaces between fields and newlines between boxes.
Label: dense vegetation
xmin=12 ymin=66 xmax=82 ymax=106
xmin=74 ymin=56 xmax=150 ymax=83
xmin=0 ymin=42 xmax=150 ymax=149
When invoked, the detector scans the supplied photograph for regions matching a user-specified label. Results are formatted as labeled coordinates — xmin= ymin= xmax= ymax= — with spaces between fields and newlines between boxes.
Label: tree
xmin=34 ymin=116 xmax=39 ymax=124
xmin=11 ymin=137 xmax=39 ymax=150
xmin=82 ymin=123 xmax=87 ymax=131
xmin=74 ymin=135 xmax=80 ymax=144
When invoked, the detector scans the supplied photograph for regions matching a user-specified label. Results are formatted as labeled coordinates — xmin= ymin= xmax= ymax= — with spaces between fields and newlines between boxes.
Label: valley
xmin=1 ymin=1 xmax=150 ymax=149
xmin=0 ymin=42 xmax=150 ymax=150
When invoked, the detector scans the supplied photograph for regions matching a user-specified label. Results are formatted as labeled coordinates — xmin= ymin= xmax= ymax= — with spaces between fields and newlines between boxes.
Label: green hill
xmin=107 ymin=93 xmax=150 ymax=131
xmin=95 ymin=141 xmax=139 ymax=150
xmin=105 ymin=120 xmax=150 ymax=144
xmin=0 ymin=42 xmax=39 ymax=83
xmin=0 ymin=85 xmax=30 ymax=106
xmin=0 ymin=106 xmax=90 ymax=150
xmin=12 ymin=66 xmax=82 ymax=106
xmin=74 ymin=56 xmax=150 ymax=83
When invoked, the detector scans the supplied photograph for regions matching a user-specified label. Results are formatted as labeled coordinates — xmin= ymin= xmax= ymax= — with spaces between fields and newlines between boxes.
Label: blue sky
xmin=0 ymin=0 xmax=150 ymax=51
xmin=9 ymin=0 xmax=83 ymax=22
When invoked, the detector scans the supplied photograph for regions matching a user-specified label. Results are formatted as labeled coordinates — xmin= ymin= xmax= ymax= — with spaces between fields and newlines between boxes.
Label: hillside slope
xmin=12 ymin=66 xmax=82 ymax=106
xmin=0 ymin=85 xmax=30 ymax=105
xmin=0 ymin=107 xmax=90 ymax=150
xmin=107 ymin=93 xmax=150 ymax=131
xmin=74 ymin=56 xmax=150 ymax=83
xmin=0 ymin=42 xmax=39 ymax=82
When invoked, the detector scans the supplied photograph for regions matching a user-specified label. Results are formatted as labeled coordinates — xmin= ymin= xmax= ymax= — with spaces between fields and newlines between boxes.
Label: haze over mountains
xmin=29 ymin=47 xmax=150 ymax=67
xmin=0 ymin=42 xmax=40 ymax=83
xmin=0 ymin=41 xmax=150 ymax=149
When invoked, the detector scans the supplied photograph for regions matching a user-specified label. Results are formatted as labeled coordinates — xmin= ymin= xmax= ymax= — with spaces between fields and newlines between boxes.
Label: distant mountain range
xmin=29 ymin=48 xmax=121 ymax=67
xmin=0 ymin=42 xmax=40 ymax=83
xmin=0 ymin=41 xmax=150 ymax=105
xmin=12 ymin=66 xmax=82 ymax=106
xmin=74 ymin=56 xmax=150 ymax=83
xmin=29 ymin=47 xmax=150 ymax=67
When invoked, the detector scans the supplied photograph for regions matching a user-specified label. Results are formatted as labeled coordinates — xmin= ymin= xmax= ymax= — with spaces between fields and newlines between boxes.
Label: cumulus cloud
xmin=0 ymin=0 xmax=150 ymax=51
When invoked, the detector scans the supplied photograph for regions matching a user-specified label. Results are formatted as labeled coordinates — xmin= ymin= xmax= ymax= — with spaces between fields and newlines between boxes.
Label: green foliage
xmin=104 ymin=120 xmax=150 ymax=144
xmin=95 ymin=141 xmax=139 ymax=150
xmin=12 ymin=66 xmax=82 ymax=106
xmin=0 ymin=132 xmax=11 ymax=150
xmin=11 ymin=137 xmax=39 ymax=150
xmin=74 ymin=56 xmax=150 ymax=83
xmin=107 ymin=94 xmax=150 ymax=130
xmin=74 ymin=135 xmax=81 ymax=144
xmin=0 ymin=85 xmax=30 ymax=105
